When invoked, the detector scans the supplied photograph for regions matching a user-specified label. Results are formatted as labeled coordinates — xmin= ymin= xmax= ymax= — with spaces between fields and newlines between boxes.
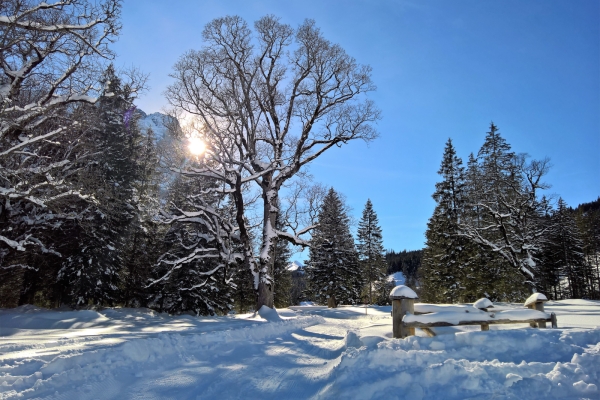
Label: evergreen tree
xmin=460 ymin=123 xmax=544 ymax=299
xmin=357 ymin=199 xmax=387 ymax=304
xmin=421 ymin=139 xmax=472 ymax=302
xmin=574 ymin=197 xmax=600 ymax=299
xmin=272 ymin=209 xmax=293 ymax=308
xmin=148 ymin=172 xmax=237 ymax=316
xmin=57 ymin=65 xmax=140 ymax=306
xmin=542 ymin=198 xmax=589 ymax=299
xmin=306 ymin=188 xmax=361 ymax=307
xmin=121 ymin=126 xmax=163 ymax=307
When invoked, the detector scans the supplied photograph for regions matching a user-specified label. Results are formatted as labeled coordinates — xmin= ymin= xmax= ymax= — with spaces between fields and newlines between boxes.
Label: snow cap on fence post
xmin=524 ymin=292 xmax=549 ymax=329
xmin=390 ymin=285 xmax=418 ymax=338
xmin=389 ymin=285 xmax=418 ymax=300
xmin=524 ymin=293 xmax=548 ymax=308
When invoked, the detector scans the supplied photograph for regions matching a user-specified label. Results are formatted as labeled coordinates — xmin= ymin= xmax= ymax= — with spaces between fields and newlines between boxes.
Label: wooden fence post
xmin=390 ymin=285 xmax=418 ymax=339
xmin=474 ymin=298 xmax=494 ymax=332
xmin=524 ymin=293 xmax=549 ymax=329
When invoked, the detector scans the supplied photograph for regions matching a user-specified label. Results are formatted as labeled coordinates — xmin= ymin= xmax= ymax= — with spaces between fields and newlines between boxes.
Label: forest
xmin=419 ymin=129 xmax=600 ymax=303
xmin=1 ymin=1 xmax=598 ymax=315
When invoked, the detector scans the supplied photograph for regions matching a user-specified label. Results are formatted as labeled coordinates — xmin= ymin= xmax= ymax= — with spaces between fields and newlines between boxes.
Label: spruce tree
xmin=357 ymin=199 xmax=387 ymax=304
xmin=121 ymin=126 xmax=163 ymax=307
xmin=461 ymin=123 xmax=543 ymax=299
xmin=57 ymin=65 xmax=139 ymax=306
xmin=306 ymin=188 xmax=361 ymax=307
xmin=148 ymin=173 xmax=236 ymax=316
xmin=273 ymin=209 xmax=293 ymax=308
xmin=542 ymin=198 xmax=589 ymax=299
xmin=421 ymin=139 xmax=471 ymax=303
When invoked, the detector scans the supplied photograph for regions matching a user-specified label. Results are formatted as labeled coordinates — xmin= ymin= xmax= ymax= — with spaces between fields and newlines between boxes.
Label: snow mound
xmin=524 ymin=292 xmax=548 ymax=307
xmin=257 ymin=305 xmax=282 ymax=322
xmin=329 ymin=328 xmax=600 ymax=399
xmin=345 ymin=330 xmax=364 ymax=348
xmin=390 ymin=285 xmax=418 ymax=299
xmin=473 ymin=298 xmax=494 ymax=309
xmin=0 ymin=306 xmax=108 ymax=329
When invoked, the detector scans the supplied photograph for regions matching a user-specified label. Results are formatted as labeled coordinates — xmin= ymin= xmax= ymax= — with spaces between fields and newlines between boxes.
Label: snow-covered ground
xmin=1 ymin=300 xmax=599 ymax=399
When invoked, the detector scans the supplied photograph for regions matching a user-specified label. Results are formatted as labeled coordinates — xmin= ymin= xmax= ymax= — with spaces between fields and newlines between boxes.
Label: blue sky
xmin=113 ymin=0 xmax=599 ymax=253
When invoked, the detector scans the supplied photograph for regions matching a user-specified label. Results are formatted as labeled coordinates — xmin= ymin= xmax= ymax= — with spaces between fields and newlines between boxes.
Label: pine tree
xmin=148 ymin=172 xmax=237 ymax=316
xmin=57 ymin=65 xmax=140 ymax=306
xmin=574 ymin=198 xmax=600 ymax=299
xmin=460 ymin=123 xmax=545 ymax=299
xmin=421 ymin=139 xmax=472 ymax=303
xmin=542 ymin=198 xmax=589 ymax=299
xmin=306 ymin=188 xmax=361 ymax=308
xmin=121 ymin=126 xmax=163 ymax=307
xmin=273 ymin=209 xmax=293 ymax=308
xmin=357 ymin=199 xmax=387 ymax=304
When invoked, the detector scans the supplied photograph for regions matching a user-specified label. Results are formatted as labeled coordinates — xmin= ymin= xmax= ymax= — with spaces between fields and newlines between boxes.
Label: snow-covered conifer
xmin=460 ymin=123 xmax=548 ymax=297
xmin=540 ymin=198 xmax=590 ymax=299
xmin=356 ymin=199 xmax=387 ymax=304
xmin=306 ymin=188 xmax=361 ymax=307
xmin=421 ymin=139 xmax=472 ymax=302
xmin=148 ymin=171 xmax=238 ymax=316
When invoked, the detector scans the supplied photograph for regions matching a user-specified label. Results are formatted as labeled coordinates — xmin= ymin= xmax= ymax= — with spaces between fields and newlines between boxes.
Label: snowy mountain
xmin=287 ymin=260 xmax=304 ymax=273
xmin=136 ymin=109 xmax=176 ymax=142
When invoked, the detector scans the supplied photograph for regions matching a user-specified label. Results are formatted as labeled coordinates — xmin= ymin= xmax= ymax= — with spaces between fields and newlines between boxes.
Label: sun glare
xmin=188 ymin=137 xmax=206 ymax=155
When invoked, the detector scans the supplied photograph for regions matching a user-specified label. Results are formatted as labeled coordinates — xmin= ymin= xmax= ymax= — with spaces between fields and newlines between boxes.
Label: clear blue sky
xmin=113 ymin=0 xmax=599 ymax=253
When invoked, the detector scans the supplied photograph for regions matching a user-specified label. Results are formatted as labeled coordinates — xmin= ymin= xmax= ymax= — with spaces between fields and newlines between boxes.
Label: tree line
xmin=420 ymin=124 xmax=599 ymax=303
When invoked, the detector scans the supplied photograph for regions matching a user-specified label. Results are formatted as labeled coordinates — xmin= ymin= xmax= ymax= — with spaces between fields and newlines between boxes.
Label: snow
xmin=414 ymin=303 xmax=470 ymax=314
xmin=0 ymin=301 xmax=599 ymax=399
xmin=388 ymin=271 xmax=405 ymax=286
xmin=286 ymin=260 xmax=304 ymax=272
xmin=524 ymin=292 xmax=548 ymax=307
xmin=389 ymin=285 xmax=418 ymax=299
xmin=404 ymin=308 xmax=550 ymax=325
xmin=136 ymin=110 xmax=172 ymax=142
xmin=473 ymin=298 xmax=494 ymax=309
xmin=256 ymin=305 xmax=282 ymax=322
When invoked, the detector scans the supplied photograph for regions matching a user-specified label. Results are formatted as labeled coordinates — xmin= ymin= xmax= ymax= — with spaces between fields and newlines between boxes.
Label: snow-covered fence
xmin=390 ymin=287 xmax=558 ymax=338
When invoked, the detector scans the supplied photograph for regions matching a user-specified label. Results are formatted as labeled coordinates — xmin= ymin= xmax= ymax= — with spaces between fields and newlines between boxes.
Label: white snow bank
xmin=0 ymin=305 xmax=109 ymax=329
xmin=390 ymin=285 xmax=418 ymax=299
xmin=524 ymin=292 xmax=548 ymax=307
xmin=257 ymin=305 xmax=282 ymax=322
xmin=326 ymin=328 xmax=600 ymax=399
xmin=473 ymin=298 xmax=494 ymax=309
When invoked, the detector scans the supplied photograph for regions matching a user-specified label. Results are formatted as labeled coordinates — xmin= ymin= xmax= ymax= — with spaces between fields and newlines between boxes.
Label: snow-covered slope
xmin=287 ymin=260 xmax=304 ymax=272
xmin=388 ymin=271 xmax=406 ymax=286
xmin=0 ymin=301 xmax=598 ymax=399
xmin=136 ymin=110 xmax=173 ymax=142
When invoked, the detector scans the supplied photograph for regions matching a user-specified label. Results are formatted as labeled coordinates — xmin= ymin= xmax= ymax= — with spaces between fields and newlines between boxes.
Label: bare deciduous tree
xmin=165 ymin=15 xmax=380 ymax=309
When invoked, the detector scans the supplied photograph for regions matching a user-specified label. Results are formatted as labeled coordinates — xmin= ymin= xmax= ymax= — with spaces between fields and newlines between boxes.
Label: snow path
xmin=1 ymin=302 xmax=599 ymax=399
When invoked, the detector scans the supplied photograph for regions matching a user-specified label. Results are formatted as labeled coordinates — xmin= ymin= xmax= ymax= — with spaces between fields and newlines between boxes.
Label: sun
xmin=188 ymin=137 xmax=206 ymax=155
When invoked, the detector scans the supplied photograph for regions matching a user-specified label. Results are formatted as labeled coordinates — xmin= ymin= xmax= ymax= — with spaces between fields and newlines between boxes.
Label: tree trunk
xmin=327 ymin=296 xmax=337 ymax=308
xmin=256 ymin=174 xmax=277 ymax=310
xmin=257 ymin=281 xmax=274 ymax=309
